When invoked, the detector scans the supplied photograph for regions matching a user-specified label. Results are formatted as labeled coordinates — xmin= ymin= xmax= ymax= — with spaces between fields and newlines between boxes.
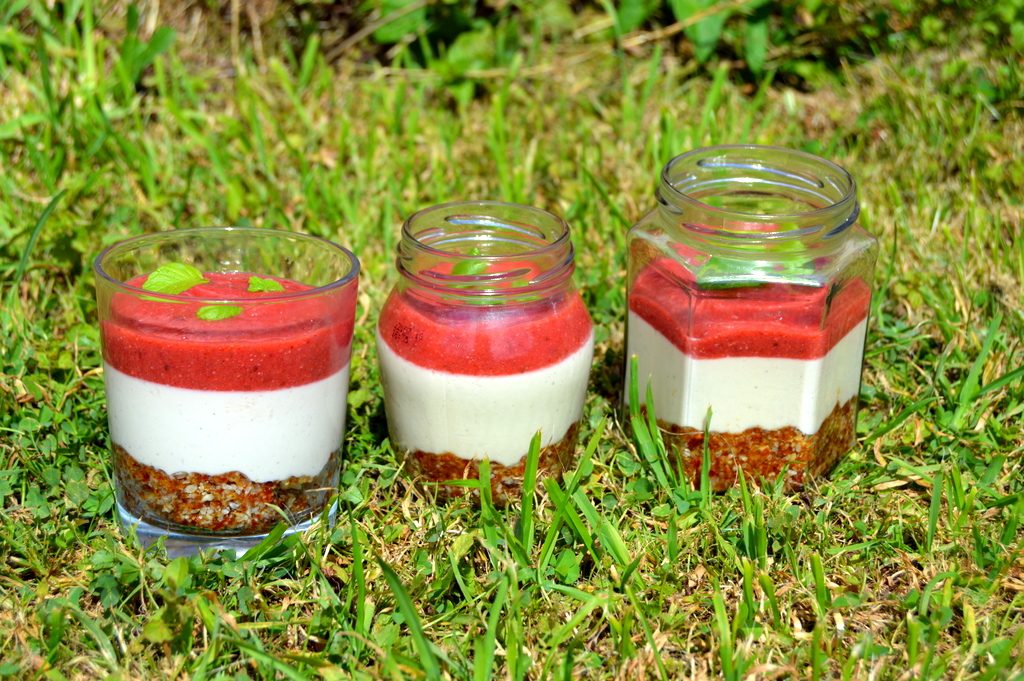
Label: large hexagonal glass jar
xmin=625 ymin=145 xmax=878 ymax=490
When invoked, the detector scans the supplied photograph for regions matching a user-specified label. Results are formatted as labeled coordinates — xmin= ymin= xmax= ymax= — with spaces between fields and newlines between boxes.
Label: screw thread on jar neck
xmin=657 ymin=145 xmax=859 ymax=252
xmin=397 ymin=201 xmax=576 ymax=302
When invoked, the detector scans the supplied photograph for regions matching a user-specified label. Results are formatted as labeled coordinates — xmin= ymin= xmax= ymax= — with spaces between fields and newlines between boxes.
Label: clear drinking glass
xmin=376 ymin=201 xmax=594 ymax=503
xmin=625 ymin=145 xmax=878 ymax=490
xmin=94 ymin=227 xmax=359 ymax=555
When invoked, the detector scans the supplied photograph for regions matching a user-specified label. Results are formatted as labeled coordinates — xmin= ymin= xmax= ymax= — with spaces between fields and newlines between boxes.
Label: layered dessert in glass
xmin=625 ymin=146 xmax=877 ymax=490
xmin=377 ymin=201 xmax=594 ymax=503
xmin=94 ymin=228 xmax=359 ymax=553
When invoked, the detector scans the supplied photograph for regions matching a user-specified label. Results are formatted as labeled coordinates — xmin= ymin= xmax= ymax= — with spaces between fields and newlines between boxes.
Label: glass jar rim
xmin=401 ymin=200 xmax=572 ymax=259
xmin=659 ymin=144 xmax=859 ymax=240
xmin=93 ymin=226 xmax=360 ymax=304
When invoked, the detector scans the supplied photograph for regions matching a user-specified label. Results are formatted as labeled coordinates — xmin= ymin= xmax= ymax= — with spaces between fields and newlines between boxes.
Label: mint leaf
xmin=452 ymin=247 xmax=488 ymax=276
xmin=196 ymin=305 xmax=242 ymax=321
xmin=697 ymin=255 xmax=815 ymax=289
xmin=142 ymin=263 xmax=207 ymax=295
xmin=247 ymin=276 xmax=285 ymax=292
xmin=452 ymin=259 xmax=489 ymax=276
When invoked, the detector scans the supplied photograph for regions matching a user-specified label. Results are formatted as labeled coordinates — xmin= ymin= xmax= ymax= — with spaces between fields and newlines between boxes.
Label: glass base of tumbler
xmin=116 ymin=501 xmax=337 ymax=558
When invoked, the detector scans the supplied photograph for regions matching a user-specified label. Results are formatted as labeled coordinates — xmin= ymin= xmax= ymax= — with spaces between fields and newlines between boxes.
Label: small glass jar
xmin=625 ymin=145 xmax=877 ymax=490
xmin=94 ymin=227 xmax=359 ymax=555
xmin=377 ymin=201 xmax=594 ymax=503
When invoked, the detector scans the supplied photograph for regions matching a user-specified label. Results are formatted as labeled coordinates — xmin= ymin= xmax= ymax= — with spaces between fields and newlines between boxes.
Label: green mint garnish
xmin=452 ymin=247 xmax=488 ymax=276
xmin=196 ymin=305 xmax=243 ymax=321
xmin=142 ymin=263 xmax=208 ymax=295
xmin=452 ymin=259 xmax=489 ymax=276
xmin=451 ymin=249 xmax=490 ymax=303
xmin=247 ymin=276 xmax=285 ymax=292
xmin=697 ymin=255 xmax=815 ymax=289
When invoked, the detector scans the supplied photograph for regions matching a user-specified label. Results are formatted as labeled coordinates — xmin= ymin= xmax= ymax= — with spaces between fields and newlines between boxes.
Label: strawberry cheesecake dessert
xmin=625 ymin=146 xmax=877 ymax=489
xmin=377 ymin=202 xmax=594 ymax=503
xmin=95 ymin=228 xmax=358 ymax=550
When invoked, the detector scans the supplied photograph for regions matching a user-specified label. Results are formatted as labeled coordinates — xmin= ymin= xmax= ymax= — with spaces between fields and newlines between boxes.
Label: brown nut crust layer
xmin=655 ymin=399 xmax=857 ymax=491
xmin=405 ymin=423 xmax=579 ymax=505
xmin=114 ymin=445 xmax=340 ymax=535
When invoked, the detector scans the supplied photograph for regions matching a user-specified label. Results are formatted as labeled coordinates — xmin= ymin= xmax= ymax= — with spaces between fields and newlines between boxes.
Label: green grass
xmin=2 ymin=4 xmax=1023 ymax=679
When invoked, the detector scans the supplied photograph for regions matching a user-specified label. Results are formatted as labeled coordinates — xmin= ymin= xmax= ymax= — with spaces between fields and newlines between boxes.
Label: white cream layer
xmin=625 ymin=312 xmax=867 ymax=434
xmin=103 ymin=363 xmax=349 ymax=482
xmin=376 ymin=330 xmax=594 ymax=466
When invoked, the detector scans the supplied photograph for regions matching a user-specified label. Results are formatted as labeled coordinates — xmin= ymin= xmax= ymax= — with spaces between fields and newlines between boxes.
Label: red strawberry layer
xmin=102 ymin=272 xmax=357 ymax=390
xmin=378 ymin=289 xmax=592 ymax=375
xmin=629 ymin=256 xmax=870 ymax=360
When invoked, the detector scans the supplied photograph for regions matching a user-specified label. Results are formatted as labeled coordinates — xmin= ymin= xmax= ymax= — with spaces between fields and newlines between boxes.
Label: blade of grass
xmin=712 ymin=585 xmax=736 ymax=681
xmin=10 ymin=189 xmax=65 ymax=294
xmin=975 ymin=364 xmax=1024 ymax=399
xmin=542 ymin=478 xmax=598 ymax=565
xmin=537 ymin=420 xmax=604 ymax=576
xmin=581 ymin=166 xmax=630 ymax=232
xmin=540 ymin=593 xmax=606 ymax=679
xmin=472 ymin=575 xmax=508 ymax=681
xmin=810 ymin=621 xmax=826 ymax=681
xmin=519 ymin=430 xmax=542 ymax=556
xmin=926 ymin=470 xmax=944 ymax=552
xmin=233 ymin=638 xmax=312 ymax=681
xmin=352 ymin=521 xmax=368 ymax=640
xmin=67 ymin=603 xmax=118 ymax=672
xmin=951 ymin=312 xmax=1003 ymax=430
xmin=700 ymin=408 xmax=713 ymax=508
xmin=378 ymin=558 xmax=442 ymax=681
xmin=758 ymin=572 xmax=781 ymax=629
xmin=625 ymin=583 xmax=669 ymax=681
xmin=864 ymin=397 xmax=937 ymax=442
xmin=810 ymin=554 xmax=831 ymax=617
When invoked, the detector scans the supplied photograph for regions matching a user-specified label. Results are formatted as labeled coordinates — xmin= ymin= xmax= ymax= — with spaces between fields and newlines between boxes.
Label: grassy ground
xmin=1 ymin=4 xmax=1023 ymax=680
